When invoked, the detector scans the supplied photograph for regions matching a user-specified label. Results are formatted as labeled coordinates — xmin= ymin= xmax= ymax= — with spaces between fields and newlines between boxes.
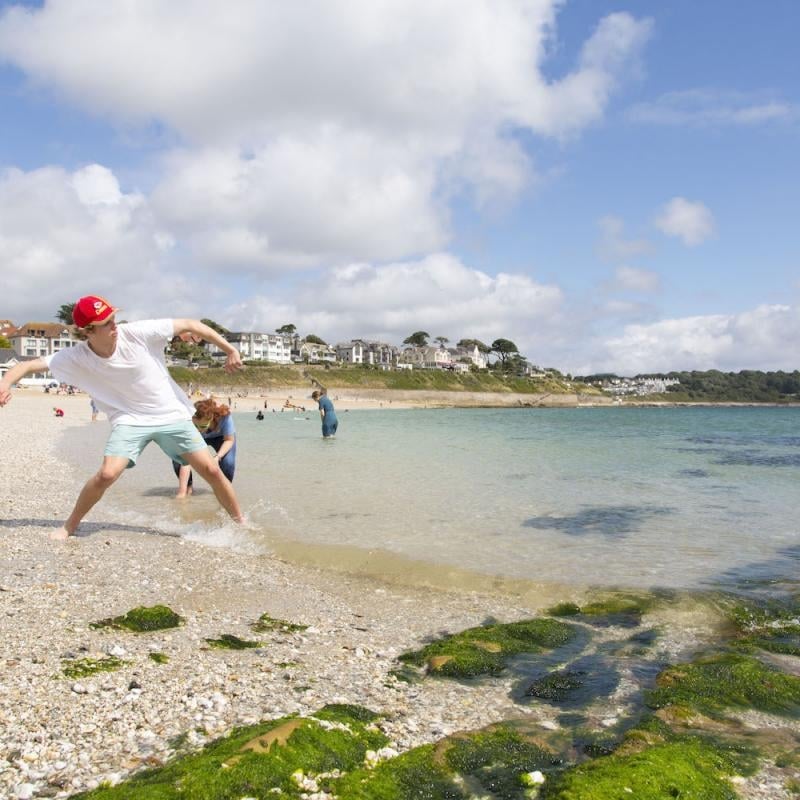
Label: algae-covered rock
xmin=148 ymin=652 xmax=169 ymax=664
xmin=91 ymin=605 xmax=183 ymax=632
xmin=444 ymin=726 xmax=554 ymax=798
xmin=398 ymin=618 xmax=576 ymax=678
xmin=335 ymin=744 xmax=464 ymax=800
xmin=205 ymin=633 xmax=261 ymax=650
xmin=548 ymin=593 xmax=657 ymax=628
xmin=70 ymin=704 xmax=388 ymax=799
xmin=722 ymin=593 xmax=800 ymax=656
xmin=646 ymin=652 xmax=800 ymax=717
xmin=526 ymin=669 xmax=586 ymax=702
xmin=545 ymin=738 xmax=750 ymax=800
xmin=61 ymin=655 xmax=129 ymax=679
xmin=251 ymin=612 xmax=308 ymax=633
xmin=338 ymin=725 xmax=556 ymax=799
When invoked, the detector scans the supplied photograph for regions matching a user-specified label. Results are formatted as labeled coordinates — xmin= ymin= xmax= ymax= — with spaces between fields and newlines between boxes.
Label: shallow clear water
xmin=61 ymin=406 xmax=800 ymax=591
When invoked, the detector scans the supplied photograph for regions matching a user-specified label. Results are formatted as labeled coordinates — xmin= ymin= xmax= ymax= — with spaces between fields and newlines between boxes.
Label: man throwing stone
xmin=0 ymin=295 xmax=244 ymax=539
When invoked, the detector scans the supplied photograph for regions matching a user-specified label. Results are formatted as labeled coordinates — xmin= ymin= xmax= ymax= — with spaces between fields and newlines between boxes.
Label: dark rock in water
xmin=526 ymin=669 xmax=586 ymax=701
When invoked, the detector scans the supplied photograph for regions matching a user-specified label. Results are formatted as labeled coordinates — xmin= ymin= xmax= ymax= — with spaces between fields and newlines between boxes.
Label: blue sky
xmin=0 ymin=0 xmax=797 ymax=374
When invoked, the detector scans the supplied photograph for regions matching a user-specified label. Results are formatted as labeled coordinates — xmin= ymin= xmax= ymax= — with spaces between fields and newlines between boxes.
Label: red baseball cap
xmin=72 ymin=295 xmax=118 ymax=328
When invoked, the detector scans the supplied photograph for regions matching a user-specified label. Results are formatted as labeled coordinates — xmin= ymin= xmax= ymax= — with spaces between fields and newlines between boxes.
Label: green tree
xmin=201 ymin=318 xmax=230 ymax=336
xmin=0 ymin=334 xmax=11 ymax=349
xmin=403 ymin=331 xmax=430 ymax=347
xmin=305 ymin=334 xmax=327 ymax=345
xmin=276 ymin=323 xmax=297 ymax=335
xmin=434 ymin=336 xmax=450 ymax=348
xmin=490 ymin=338 xmax=519 ymax=367
xmin=457 ymin=338 xmax=490 ymax=354
xmin=56 ymin=303 xmax=76 ymax=325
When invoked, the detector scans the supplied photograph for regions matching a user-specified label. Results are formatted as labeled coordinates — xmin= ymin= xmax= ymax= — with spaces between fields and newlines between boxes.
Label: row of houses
xmin=0 ymin=319 xmax=493 ymax=378
xmin=208 ymin=334 xmax=491 ymax=371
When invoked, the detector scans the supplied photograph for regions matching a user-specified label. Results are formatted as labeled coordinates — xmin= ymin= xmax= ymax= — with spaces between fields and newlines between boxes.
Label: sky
xmin=0 ymin=0 xmax=798 ymax=375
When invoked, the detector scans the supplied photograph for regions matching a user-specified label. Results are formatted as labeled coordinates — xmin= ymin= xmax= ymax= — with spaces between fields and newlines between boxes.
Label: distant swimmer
xmin=256 ymin=410 xmax=264 ymax=420
xmin=311 ymin=389 xmax=338 ymax=438
xmin=0 ymin=294 xmax=245 ymax=539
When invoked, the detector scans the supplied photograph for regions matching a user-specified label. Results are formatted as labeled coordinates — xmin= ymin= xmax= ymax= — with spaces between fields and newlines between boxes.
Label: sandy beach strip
xmin=0 ymin=392 xmax=565 ymax=798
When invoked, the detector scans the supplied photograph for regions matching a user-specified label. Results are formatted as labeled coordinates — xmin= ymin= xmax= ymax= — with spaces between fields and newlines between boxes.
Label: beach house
xmin=8 ymin=323 xmax=79 ymax=358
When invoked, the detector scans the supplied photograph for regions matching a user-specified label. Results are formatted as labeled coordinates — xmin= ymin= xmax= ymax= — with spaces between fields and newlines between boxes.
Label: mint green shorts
xmin=105 ymin=421 xmax=207 ymax=468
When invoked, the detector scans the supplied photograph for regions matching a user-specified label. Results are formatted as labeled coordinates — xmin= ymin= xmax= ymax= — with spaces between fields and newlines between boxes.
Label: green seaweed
xmin=578 ymin=593 xmax=657 ymax=626
xmin=526 ymin=669 xmax=586 ymax=702
xmin=721 ymin=593 xmax=800 ymax=656
xmin=544 ymin=739 xmax=751 ymax=800
xmin=71 ymin=704 xmax=388 ymax=799
xmin=398 ymin=618 xmax=576 ymax=678
xmin=646 ymin=653 xmax=800 ymax=717
xmin=251 ymin=612 xmax=308 ymax=633
xmin=205 ymin=633 xmax=261 ymax=650
xmin=148 ymin=652 xmax=169 ymax=664
xmin=445 ymin=726 xmax=554 ymax=798
xmin=546 ymin=602 xmax=581 ymax=617
xmin=335 ymin=744 xmax=464 ymax=800
xmin=91 ymin=605 xmax=183 ymax=632
xmin=61 ymin=655 xmax=129 ymax=679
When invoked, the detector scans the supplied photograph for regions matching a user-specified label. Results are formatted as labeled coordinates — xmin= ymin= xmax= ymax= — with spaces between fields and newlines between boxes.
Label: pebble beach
xmin=2 ymin=392 xmax=798 ymax=799
xmin=1 ymin=392 xmax=566 ymax=798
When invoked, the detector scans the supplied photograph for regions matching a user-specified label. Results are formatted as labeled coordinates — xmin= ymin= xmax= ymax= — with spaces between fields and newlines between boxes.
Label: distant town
xmin=2 ymin=316 xmax=799 ymax=402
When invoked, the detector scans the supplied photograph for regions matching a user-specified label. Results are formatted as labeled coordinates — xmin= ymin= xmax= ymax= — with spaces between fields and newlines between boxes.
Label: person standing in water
xmin=311 ymin=389 xmax=338 ymax=438
xmin=173 ymin=398 xmax=237 ymax=497
xmin=0 ymin=294 xmax=244 ymax=539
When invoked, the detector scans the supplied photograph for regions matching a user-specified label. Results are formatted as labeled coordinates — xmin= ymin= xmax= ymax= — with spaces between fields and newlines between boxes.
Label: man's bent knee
xmin=95 ymin=459 xmax=129 ymax=486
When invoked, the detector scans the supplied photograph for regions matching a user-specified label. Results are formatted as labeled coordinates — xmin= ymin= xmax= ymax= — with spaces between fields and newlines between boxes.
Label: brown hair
xmin=193 ymin=398 xmax=230 ymax=431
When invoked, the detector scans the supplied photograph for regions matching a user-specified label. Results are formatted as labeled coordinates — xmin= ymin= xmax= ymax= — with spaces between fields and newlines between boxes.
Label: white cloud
xmin=628 ymin=88 xmax=796 ymax=127
xmin=221 ymin=253 xmax=565 ymax=357
xmin=591 ymin=304 xmax=800 ymax=374
xmin=613 ymin=265 xmax=660 ymax=293
xmin=597 ymin=216 xmax=652 ymax=261
xmin=654 ymin=197 xmax=715 ymax=247
xmin=0 ymin=1 xmax=652 ymax=268
xmin=0 ymin=164 xmax=198 ymax=323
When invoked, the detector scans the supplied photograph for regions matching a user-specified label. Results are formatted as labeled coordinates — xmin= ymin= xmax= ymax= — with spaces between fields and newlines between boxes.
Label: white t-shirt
xmin=44 ymin=320 xmax=194 ymax=427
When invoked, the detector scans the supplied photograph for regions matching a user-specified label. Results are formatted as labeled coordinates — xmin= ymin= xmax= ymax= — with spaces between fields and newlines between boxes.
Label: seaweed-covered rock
xmin=526 ymin=669 xmax=586 ymax=702
xmin=71 ymin=705 xmax=388 ymax=799
xmin=398 ymin=618 xmax=576 ymax=678
xmin=205 ymin=633 xmax=261 ymax=650
xmin=646 ymin=652 xmax=800 ymax=717
xmin=61 ymin=655 xmax=128 ymax=679
xmin=91 ymin=605 xmax=183 ymax=632
xmin=251 ymin=613 xmax=308 ymax=633
xmin=545 ymin=738 xmax=752 ymax=800
xmin=548 ymin=593 xmax=657 ymax=628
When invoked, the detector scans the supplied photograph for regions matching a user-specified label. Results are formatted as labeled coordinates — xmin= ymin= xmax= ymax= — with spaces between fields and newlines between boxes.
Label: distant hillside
xmin=168 ymin=364 xmax=598 ymax=396
xmin=578 ymin=369 xmax=800 ymax=404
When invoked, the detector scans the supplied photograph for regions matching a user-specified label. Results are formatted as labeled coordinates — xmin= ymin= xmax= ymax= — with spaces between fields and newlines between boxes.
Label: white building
xmin=9 ymin=323 xmax=79 ymax=358
xmin=209 ymin=332 xmax=293 ymax=363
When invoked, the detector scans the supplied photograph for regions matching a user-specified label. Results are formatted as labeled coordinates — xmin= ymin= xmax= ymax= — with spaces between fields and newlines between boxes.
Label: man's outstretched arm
xmin=0 ymin=358 xmax=49 ymax=407
xmin=173 ymin=319 xmax=243 ymax=374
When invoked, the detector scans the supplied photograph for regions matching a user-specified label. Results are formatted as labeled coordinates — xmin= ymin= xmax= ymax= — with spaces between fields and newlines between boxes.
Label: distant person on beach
xmin=256 ymin=410 xmax=264 ymax=420
xmin=311 ymin=389 xmax=338 ymax=438
xmin=53 ymin=407 xmax=64 ymax=418
xmin=0 ymin=294 xmax=244 ymax=539
xmin=173 ymin=398 xmax=237 ymax=498
xmin=90 ymin=398 xmax=99 ymax=421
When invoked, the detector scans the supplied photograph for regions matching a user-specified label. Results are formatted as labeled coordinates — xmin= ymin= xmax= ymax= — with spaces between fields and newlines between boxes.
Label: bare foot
xmin=49 ymin=527 xmax=73 ymax=541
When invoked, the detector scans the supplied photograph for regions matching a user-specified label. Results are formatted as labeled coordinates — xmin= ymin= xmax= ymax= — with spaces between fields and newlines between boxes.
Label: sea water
xmin=59 ymin=406 xmax=800 ymax=591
